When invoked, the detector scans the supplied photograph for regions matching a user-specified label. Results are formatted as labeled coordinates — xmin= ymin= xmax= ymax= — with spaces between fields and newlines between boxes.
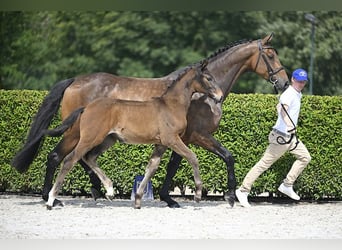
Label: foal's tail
xmin=11 ymin=78 xmax=75 ymax=173
xmin=44 ymin=107 xmax=85 ymax=137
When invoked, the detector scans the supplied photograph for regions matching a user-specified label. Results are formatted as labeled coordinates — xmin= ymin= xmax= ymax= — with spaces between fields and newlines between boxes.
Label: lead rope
xmin=273 ymin=89 xmax=299 ymax=151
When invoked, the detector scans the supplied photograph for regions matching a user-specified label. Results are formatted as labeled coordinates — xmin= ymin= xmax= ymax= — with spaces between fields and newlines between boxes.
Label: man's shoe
xmin=235 ymin=189 xmax=251 ymax=208
xmin=278 ymin=183 xmax=300 ymax=200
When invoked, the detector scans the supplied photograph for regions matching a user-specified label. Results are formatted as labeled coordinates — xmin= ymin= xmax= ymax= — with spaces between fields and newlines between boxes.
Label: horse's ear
xmin=201 ymin=59 xmax=208 ymax=71
xmin=262 ymin=33 xmax=274 ymax=45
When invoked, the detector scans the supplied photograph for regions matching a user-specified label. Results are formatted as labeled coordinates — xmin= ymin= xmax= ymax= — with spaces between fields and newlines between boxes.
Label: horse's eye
xmin=268 ymin=53 xmax=274 ymax=59
xmin=205 ymin=75 xmax=213 ymax=82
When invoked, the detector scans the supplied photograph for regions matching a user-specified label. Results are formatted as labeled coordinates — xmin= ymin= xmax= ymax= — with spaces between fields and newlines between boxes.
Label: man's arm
xmin=278 ymin=103 xmax=296 ymax=133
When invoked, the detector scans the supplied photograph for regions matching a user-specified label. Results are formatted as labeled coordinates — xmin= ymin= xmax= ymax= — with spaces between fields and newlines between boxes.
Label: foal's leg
xmin=46 ymin=151 xmax=79 ymax=210
xmin=47 ymin=124 xmax=110 ymax=209
xmin=82 ymin=135 xmax=118 ymax=201
xmin=168 ymin=137 xmax=203 ymax=203
xmin=42 ymin=135 xmax=79 ymax=205
xmin=78 ymin=159 xmax=104 ymax=200
xmin=82 ymin=154 xmax=114 ymax=201
xmin=135 ymin=145 xmax=167 ymax=209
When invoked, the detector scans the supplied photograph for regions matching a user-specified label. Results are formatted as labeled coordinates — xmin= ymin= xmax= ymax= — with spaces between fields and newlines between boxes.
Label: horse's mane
xmin=165 ymin=38 xmax=253 ymax=84
xmin=201 ymin=39 xmax=252 ymax=63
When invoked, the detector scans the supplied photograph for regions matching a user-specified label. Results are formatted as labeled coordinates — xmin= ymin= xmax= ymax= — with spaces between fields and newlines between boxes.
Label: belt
xmin=272 ymin=128 xmax=291 ymax=138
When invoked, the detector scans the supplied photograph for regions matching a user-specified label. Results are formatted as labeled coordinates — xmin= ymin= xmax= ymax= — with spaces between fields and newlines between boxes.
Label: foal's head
xmin=192 ymin=60 xmax=223 ymax=103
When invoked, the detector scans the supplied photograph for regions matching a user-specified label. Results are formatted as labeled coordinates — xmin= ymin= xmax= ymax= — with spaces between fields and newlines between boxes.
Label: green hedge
xmin=0 ymin=90 xmax=341 ymax=200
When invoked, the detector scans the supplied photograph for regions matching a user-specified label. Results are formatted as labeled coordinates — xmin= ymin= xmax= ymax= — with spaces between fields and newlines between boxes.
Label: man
xmin=236 ymin=68 xmax=312 ymax=208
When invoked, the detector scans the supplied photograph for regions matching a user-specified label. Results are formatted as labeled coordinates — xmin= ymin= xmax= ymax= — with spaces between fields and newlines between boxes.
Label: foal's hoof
xmin=105 ymin=194 xmax=114 ymax=201
xmin=134 ymin=194 xmax=143 ymax=209
xmin=194 ymin=196 xmax=201 ymax=203
xmin=46 ymin=199 xmax=64 ymax=210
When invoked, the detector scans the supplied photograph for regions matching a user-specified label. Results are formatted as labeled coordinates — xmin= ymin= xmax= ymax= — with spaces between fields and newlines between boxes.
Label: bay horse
xmin=12 ymin=33 xmax=289 ymax=208
xmin=44 ymin=61 xmax=223 ymax=209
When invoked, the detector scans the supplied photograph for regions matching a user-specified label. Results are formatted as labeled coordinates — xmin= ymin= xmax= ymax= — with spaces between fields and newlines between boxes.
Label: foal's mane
xmin=160 ymin=64 xmax=199 ymax=97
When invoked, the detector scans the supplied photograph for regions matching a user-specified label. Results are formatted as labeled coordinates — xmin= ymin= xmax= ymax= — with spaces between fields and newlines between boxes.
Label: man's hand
xmin=287 ymin=127 xmax=296 ymax=134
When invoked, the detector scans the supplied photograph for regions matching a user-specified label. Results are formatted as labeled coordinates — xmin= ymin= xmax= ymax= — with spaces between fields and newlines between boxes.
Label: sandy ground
xmin=0 ymin=194 xmax=341 ymax=239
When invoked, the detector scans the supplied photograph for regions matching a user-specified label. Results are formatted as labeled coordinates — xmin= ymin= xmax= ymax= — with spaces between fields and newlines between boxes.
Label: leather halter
xmin=254 ymin=39 xmax=285 ymax=87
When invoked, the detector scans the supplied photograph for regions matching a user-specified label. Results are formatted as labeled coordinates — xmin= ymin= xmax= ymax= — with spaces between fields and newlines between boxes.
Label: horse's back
xmin=61 ymin=72 xmax=170 ymax=119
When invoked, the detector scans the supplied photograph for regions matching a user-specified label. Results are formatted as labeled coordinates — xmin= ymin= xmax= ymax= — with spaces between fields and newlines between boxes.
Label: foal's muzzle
xmin=210 ymin=88 xmax=224 ymax=103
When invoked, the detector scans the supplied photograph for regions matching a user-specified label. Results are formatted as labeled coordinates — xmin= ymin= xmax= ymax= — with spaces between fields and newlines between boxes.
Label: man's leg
xmin=278 ymin=139 xmax=311 ymax=200
xmin=236 ymin=131 xmax=288 ymax=207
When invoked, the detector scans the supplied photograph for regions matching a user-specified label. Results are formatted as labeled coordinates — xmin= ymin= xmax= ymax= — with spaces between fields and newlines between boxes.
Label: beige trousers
xmin=239 ymin=130 xmax=311 ymax=193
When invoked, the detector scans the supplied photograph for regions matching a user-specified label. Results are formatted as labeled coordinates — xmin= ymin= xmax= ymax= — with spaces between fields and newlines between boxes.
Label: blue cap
xmin=292 ymin=68 xmax=308 ymax=81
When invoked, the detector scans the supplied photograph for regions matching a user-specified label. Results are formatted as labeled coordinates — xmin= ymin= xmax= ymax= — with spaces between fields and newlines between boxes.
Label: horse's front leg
xmin=191 ymin=132 xmax=236 ymax=207
xmin=159 ymin=151 xmax=183 ymax=208
xmin=135 ymin=145 xmax=167 ymax=209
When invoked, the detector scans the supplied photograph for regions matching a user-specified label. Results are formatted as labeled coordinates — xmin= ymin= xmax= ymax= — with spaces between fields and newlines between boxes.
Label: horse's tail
xmin=44 ymin=107 xmax=85 ymax=137
xmin=11 ymin=78 xmax=75 ymax=173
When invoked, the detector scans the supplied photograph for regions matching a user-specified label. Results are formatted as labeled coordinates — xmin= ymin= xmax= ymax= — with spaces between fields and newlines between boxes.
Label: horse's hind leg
xmin=135 ymin=145 xmax=167 ymax=209
xmin=159 ymin=151 xmax=183 ymax=208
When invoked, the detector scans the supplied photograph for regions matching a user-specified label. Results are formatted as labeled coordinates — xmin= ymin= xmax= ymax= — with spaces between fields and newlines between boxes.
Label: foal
xmin=45 ymin=61 xmax=223 ymax=209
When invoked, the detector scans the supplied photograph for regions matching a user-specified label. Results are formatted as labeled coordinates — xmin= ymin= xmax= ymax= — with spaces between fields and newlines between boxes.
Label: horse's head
xmin=194 ymin=60 xmax=223 ymax=103
xmin=251 ymin=33 xmax=289 ymax=92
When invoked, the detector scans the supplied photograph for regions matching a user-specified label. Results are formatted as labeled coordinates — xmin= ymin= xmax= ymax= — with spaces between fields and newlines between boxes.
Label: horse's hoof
xmin=91 ymin=187 xmax=105 ymax=201
xmin=224 ymin=191 xmax=236 ymax=208
xmin=160 ymin=196 xmax=181 ymax=208
xmin=168 ymin=202 xmax=181 ymax=208
xmin=42 ymin=194 xmax=49 ymax=202
xmin=227 ymin=197 xmax=235 ymax=208
xmin=46 ymin=205 xmax=53 ymax=210
xmin=52 ymin=199 xmax=64 ymax=207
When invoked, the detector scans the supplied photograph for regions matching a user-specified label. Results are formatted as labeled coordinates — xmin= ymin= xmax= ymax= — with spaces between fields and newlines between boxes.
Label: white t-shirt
xmin=273 ymin=85 xmax=302 ymax=135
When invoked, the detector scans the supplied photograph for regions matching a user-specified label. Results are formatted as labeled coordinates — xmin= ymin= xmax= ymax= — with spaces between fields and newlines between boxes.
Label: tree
xmin=256 ymin=11 xmax=342 ymax=95
xmin=1 ymin=11 xmax=341 ymax=95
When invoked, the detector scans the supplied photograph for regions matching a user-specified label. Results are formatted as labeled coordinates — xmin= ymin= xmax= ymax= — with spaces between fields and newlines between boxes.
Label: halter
xmin=254 ymin=39 xmax=285 ymax=92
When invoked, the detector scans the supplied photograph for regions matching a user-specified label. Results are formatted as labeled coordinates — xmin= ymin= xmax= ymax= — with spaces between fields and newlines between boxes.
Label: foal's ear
xmin=200 ymin=59 xmax=209 ymax=71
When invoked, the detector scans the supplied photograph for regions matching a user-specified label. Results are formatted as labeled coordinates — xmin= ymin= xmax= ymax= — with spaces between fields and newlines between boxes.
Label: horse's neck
xmin=208 ymin=44 xmax=255 ymax=99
